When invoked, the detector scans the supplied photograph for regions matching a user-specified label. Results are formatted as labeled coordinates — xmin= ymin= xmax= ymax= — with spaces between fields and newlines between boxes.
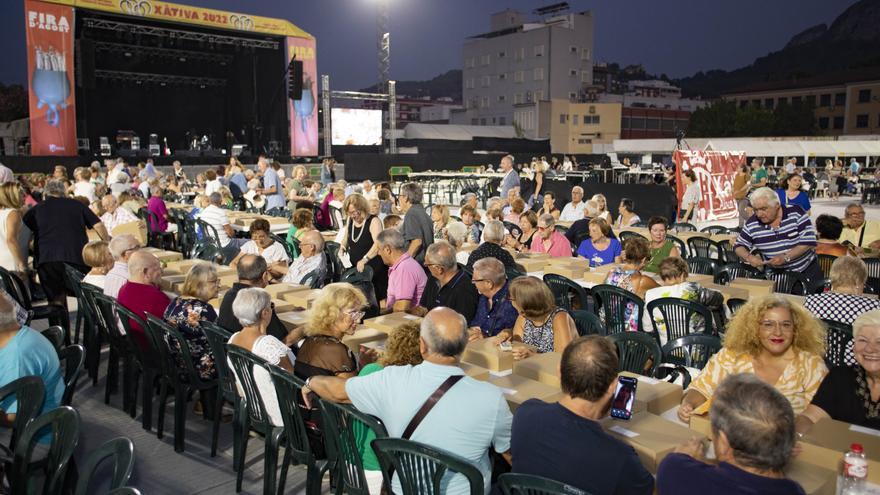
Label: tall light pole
xmin=376 ymin=0 xmax=390 ymax=94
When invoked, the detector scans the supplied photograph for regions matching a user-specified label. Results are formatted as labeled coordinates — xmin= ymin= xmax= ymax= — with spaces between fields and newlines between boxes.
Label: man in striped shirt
xmin=734 ymin=187 xmax=822 ymax=282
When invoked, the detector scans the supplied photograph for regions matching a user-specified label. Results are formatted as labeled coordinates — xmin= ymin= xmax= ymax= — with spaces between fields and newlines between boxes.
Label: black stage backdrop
xmin=542 ymin=180 xmax=678 ymax=225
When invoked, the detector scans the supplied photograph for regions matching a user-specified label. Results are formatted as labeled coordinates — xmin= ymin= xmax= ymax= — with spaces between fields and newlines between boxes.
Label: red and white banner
xmin=673 ymin=150 xmax=745 ymax=222
xmin=25 ymin=0 xmax=77 ymax=156
xmin=287 ymin=36 xmax=318 ymax=156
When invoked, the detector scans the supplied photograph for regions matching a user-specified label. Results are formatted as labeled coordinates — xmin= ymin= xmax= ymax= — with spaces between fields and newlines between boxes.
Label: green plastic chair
xmin=389 ymin=166 xmax=413 ymax=182
xmin=59 ymin=344 xmax=85 ymax=406
xmin=609 ymin=332 xmax=662 ymax=377
xmin=74 ymin=437 xmax=135 ymax=495
xmin=569 ymin=310 xmax=605 ymax=336
xmin=646 ymin=297 xmax=715 ymax=341
xmin=661 ymin=334 xmax=722 ymax=388
xmin=107 ymin=488 xmax=142 ymax=495
xmin=201 ymin=321 xmax=242 ymax=462
xmin=318 ymin=398 xmax=389 ymax=495
xmin=591 ymin=284 xmax=646 ymax=334
xmin=543 ymin=274 xmax=590 ymax=311
xmin=90 ymin=291 xmax=135 ymax=410
xmin=0 ymin=376 xmax=45 ymax=455
xmin=63 ymin=263 xmax=86 ymax=344
xmin=498 ymin=473 xmax=589 ymax=495
xmin=9 ymin=406 xmax=80 ymax=495
xmin=371 ymin=437 xmax=484 ymax=495
xmin=268 ymin=365 xmax=333 ymax=495
xmin=76 ymin=281 xmax=105 ymax=385
xmin=111 ymin=301 xmax=162 ymax=428
xmin=41 ymin=326 xmax=65 ymax=353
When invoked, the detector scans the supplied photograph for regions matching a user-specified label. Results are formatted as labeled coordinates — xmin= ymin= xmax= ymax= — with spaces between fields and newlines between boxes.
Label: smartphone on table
xmin=610 ymin=376 xmax=638 ymax=420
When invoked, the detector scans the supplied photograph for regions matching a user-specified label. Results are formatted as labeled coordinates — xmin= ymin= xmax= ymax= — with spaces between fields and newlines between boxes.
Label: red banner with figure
xmin=287 ymin=36 xmax=318 ymax=156
xmin=25 ymin=0 xmax=77 ymax=155
xmin=673 ymin=150 xmax=745 ymax=222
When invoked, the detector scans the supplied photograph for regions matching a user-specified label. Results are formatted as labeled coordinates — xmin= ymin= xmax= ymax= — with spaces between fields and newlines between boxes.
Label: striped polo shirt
xmin=195 ymin=205 xmax=231 ymax=246
xmin=734 ymin=205 xmax=817 ymax=272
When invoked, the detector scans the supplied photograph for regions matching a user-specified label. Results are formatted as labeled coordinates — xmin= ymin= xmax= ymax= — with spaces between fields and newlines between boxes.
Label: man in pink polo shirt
xmin=377 ymin=228 xmax=427 ymax=313
xmin=530 ymin=213 xmax=573 ymax=257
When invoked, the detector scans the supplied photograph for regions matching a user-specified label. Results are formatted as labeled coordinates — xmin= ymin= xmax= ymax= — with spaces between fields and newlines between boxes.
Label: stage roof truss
xmin=94 ymin=69 xmax=227 ymax=88
xmin=93 ymin=40 xmax=233 ymax=65
xmin=83 ymin=18 xmax=279 ymax=50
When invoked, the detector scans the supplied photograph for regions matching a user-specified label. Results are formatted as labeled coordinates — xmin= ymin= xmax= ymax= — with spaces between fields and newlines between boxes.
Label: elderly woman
xmin=82 ymin=240 xmax=114 ymax=288
xmin=231 ymin=219 xmax=289 ymax=279
xmin=502 ymin=276 xmax=576 ymax=359
xmin=459 ymin=205 xmax=482 ymax=244
xmin=0 ymin=182 xmax=29 ymax=275
xmin=467 ymin=257 xmax=518 ymax=341
xmin=614 ymin=198 xmax=641 ymax=229
xmin=431 ymin=204 xmax=450 ymax=239
xmin=146 ymin=183 xmax=169 ymax=233
xmin=444 ymin=221 xmax=471 ymax=266
xmin=804 ymin=256 xmax=880 ymax=324
xmin=286 ymin=207 xmax=314 ymax=258
xmin=505 ymin=211 xmax=537 ymax=253
xmin=538 ymin=192 xmax=560 ymax=220
xmin=677 ymin=295 xmax=828 ymax=423
xmin=163 ymin=263 xmax=221 ymax=383
xmin=814 ymin=214 xmax=849 ymax=256
xmin=228 ymin=288 xmax=295 ymax=427
xmin=603 ymin=237 xmax=659 ymax=331
xmin=342 ymin=193 xmax=388 ymax=300
xmin=576 ymin=218 xmax=622 ymax=267
xmin=466 ymin=220 xmax=516 ymax=269
xmin=642 ymin=216 xmax=681 ymax=273
xmin=504 ymin=198 xmax=525 ymax=224
xmin=798 ymin=310 xmax=880 ymax=431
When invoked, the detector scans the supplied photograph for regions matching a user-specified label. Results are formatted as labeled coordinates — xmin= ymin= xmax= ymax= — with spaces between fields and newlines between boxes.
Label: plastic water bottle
xmin=842 ymin=443 xmax=867 ymax=495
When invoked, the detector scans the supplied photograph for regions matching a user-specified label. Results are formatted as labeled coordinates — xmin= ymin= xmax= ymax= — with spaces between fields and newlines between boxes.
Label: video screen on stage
xmin=331 ymin=108 xmax=383 ymax=146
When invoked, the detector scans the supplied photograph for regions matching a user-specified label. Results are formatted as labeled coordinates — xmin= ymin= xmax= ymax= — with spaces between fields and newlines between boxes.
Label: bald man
xmin=116 ymin=251 xmax=170 ymax=350
xmin=279 ymin=230 xmax=326 ymax=285
xmin=304 ymin=306 xmax=513 ymax=495
xmin=100 ymin=194 xmax=138 ymax=232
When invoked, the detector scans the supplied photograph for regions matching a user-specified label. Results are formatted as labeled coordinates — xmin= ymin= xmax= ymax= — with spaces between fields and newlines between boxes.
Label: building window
xmin=764 ymin=98 xmax=774 ymax=109
xmin=480 ymin=118 xmax=486 ymax=125
xmin=499 ymin=73 xmax=507 ymax=80
xmin=752 ymin=100 xmax=761 ymax=108
xmin=631 ymin=117 xmax=645 ymax=130
xmin=662 ymin=119 xmax=674 ymax=131
xmin=471 ymin=118 xmax=479 ymax=125
xmin=778 ymin=97 xmax=788 ymax=106
xmin=534 ymin=45 xmax=545 ymax=57
xmin=569 ymin=45 xmax=577 ymax=53
xmin=570 ymin=69 xmax=577 ymax=77
xmin=534 ymin=68 xmax=544 ymax=80
xmin=835 ymin=93 xmax=846 ymax=106
xmin=581 ymin=71 xmax=590 ymax=82
xmin=465 ymin=78 xmax=475 ymax=89
xmin=833 ymin=116 xmax=844 ymax=129
xmin=569 ymin=92 xmax=577 ymax=100
xmin=498 ymin=51 xmax=506 ymax=58
xmin=572 ymin=115 xmax=579 ymax=125
xmin=514 ymin=47 xmax=525 ymax=61
xmin=481 ymin=76 xmax=491 ymax=87
xmin=498 ymin=95 xmax=506 ymax=102
xmin=859 ymin=89 xmax=871 ymax=103
xmin=818 ymin=117 xmax=829 ymax=129
xmin=792 ymin=96 xmax=803 ymax=105
xmin=465 ymin=57 xmax=475 ymax=68
xmin=646 ymin=118 xmax=660 ymax=130
xmin=806 ymin=95 xmax=816 ymax=106
xmin=559 ymin=114 xmax=567 ymax=124
xmin=856 ymin=114 xmax=869 ymax=128
xmin=513 ymin=93 xmax=522 ymax=104
xmin=820 ymin=94 xmax=831 ymax=107
xmin=581 ymin=48 xmax=590 ymax=60
xmin=481 ymin=54 xmax=491 ymax=66
xmin=480 ymin=97 xmax=489 ymax=108
xmin=515 ymin=71 xmax=524 ymax=83
xmin=622 ymin=117 xmax=630 ymax=129
xmin=499 ymin=117 xmax=506 ymax=125
xmin=578 ymin=138 xmax=592 ymax=144
xmin=535 ymin=90 xmax=544 ymax=100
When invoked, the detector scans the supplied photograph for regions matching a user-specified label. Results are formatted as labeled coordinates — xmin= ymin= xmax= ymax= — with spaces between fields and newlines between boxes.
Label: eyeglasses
xmin=424 ymin=262 xmax=441 ymax=269
xmin=760 ymin=320 xmax=794 ymax=332
xmin=345 ymin=309 xmax=366 ymax=321
xmin=472 ymin=278 xmax=489 ymax=284
xmin=847 ymin=211 xmax=866 ymax=217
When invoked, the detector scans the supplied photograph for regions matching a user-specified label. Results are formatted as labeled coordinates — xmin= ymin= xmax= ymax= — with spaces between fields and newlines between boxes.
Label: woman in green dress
xmin=643 ymin=216 xmax=681 ymax=273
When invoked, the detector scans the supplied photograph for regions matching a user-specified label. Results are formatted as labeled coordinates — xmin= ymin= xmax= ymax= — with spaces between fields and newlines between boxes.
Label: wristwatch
xmin=784 ymin=254 xmax=791 ymax=263
xmin=304 ymin=376 xmax=313 ymax=390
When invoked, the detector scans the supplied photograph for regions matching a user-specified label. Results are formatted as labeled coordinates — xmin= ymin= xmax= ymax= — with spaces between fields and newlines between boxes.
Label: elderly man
xmin=100 ymin=194 xmax=139 ymax=232
xmin=734 ymin=187 xmax=821 ymax=282
xmin=0 ymin=291 xmax=64 ymax=434
xmin=398 ymin=182 xmax=434 ymax=263
xmin=303 ymin=307 xmax=513 ymax=495
xmin=511 ymin=336 xmax=653 ymax=494
xmin=530 ymin=213 xmax=573 ymax=257
xmin=466 ymin=220 xmax=516 ymax=269
xmin=408 ymin=241 xmax=479 ymax=322
xmin=217 ymin=254 xmax=299 ymax=346
xmin=468 ymin=257 xmax=518 ymax=341
xmin=116 ymin=251 xmax=170 ymax=351
xmin=499 ymin=154 xmax=520 ymax=199
xmin=104 ymin=234 xmax=140 ymax=298
xmin=784 ymin=156 xmax=798 ymax=176
xmin=559 ymin=186 xmax=586 ymax=222
xmin=23 ymin=179 xmax=109 ymax=307
xmin=196 ymin=192 xmax=247 ymax=263
xmin=462 ymin=192 xmax=479 ymax=211
xmin=564 ymin=200 xmax=598 ymax=246
xmin=502 ymin=187 xmax=520 ymax=215
xmin=257 ymin=156 xmax=286 ymax=210
xmin=658 ymin=373 xmax=805 ymax=494
xmin=376 ymin=228 xmax=427 ymax=313
xmin=280 ymin=230 xmax=326 ymax=285
xmin=361 ymin=180 xmax=378 ymax=200
xmin=840 ymin=202 xmax=880 ymax=250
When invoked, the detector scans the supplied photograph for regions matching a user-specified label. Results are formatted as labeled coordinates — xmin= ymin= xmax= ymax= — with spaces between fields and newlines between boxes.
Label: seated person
xmin=840 ymin=203 xmax=880 ymax=251
xmin=504 ymin=198 xmax=525 ymax=224
xmin=678 ymin=295 xmax=828 ymax=423
xmin=278 ymin=230 xmax=327 ymax=286
xmin=814 ymin=214 xmax=849 ymax=256
xmin=231 ymin=219 xmax=290 ymax=273
xmin=644 ymin=257 xmax=725 ymax=344
xmin=376 ymin=228 xmax=427 ymax=313
xmin=642 ymin=216 xmax=682 ymax=273
xmin=559 ymin=186 xmax=586 ymax=222
xmin=798 ymin=310 xmax=880 ymax=432
xmin=505 ymin=211 xmax=537 ymax=253
xmin=163 ymin=263 xmax=220 ymax=382
xmin=577 ymin=218 xmax=622 ymax=267
xmin=408 ymin=241 xmax=479 ymax=322
xmin=537 ymin=191 xmax=560 ymax=220
xmin=804 ymin=256 xmax=880 ymax=325
xmin=383 ymin=215 xmax=401 ymax=230
xmin=563 ymin=200 xmax=598 ymax=247
xmin=503 ymin=276 xmax=576 ymax=359
xmin=82 ymin=240 xmax=114 ymax=289
xmin=117 ymin=251 xmax=171 ymax=351
xmin=460 ymin=205 xmax=483 ymax=244
xmin=444 ymin=221 xmax=471 ymax=266
xmin=286 ymin=208 xmax=315 ymax=258
xmin=613 ymin=198 xmax=641 ymax=229
xmin=467 ymin=220 xmax=516 ymax=270
xmin=529 ymin=214 xmax=572 ymax=257
xmin=467 ymin=257 xmax=518 ymax=340
xmin=659 ymin=373 xmax=805 ymax=495
xmin=602 ymin=237 xmax=660 ymax=332
xmin=195 ymin=192 xmax=248 ymax=263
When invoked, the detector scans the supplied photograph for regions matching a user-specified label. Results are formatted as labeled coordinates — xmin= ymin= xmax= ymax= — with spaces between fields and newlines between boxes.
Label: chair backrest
xmin=59 ymin=344 xmax=85 ymax=406
xmin=661 ymin=334 xmax=722 ymax=369
xmin=226 ymin=345 xmax=274 ymax=432
xmin=325 ymin=241 xmax=343 ymax=283
xmin=192 ymin=241 xmax=223 ymax=263
xmin=371 ymin=437 xmax=485 ymax=495
xmin=591 ymin=284 xmax=646 ymax=334
xmin=822 ymin=319 xmax=854 ymax=367
xmin=498 ymin=473 xmax=587 ymax=495
xmin=646 ymin=297 xmax=715 ymax=341
xmin=619 ymin=231 xmax=647 ymax=243
xmin=341 ymin=265 xmax=375 ymax=285
xmin=0 ymin=266 xmax=33 ymax=310
xmin=62 ymin=263 xmax=85 ymax=301
xmin=107 ymin=488 xmax=143 ymax=495
xmin=569 ymin=310 xmax=605 ymax=336
xmin=318 ymin=398 xmax=389 ymax=495
xmin=269 ymin=233 xmax=294 ymax=262
xmin=767 ymin=269 xmax=811 ymax=296
xmin=672 ymin=222 xmax=697 ymax=232
xmin=817 ymin=254 xmax=836 ymax=278
xmin=301 ymin=268 xmax=325 ymax=289
xmin=201 ymin=321 xmax=237 ymax=401
xmin=686 ymin=257 xmax=719 ymax=277
xmin=74 ymin=437 xmax=136 ymax=495
xmin=726 ymin=298 xmax=747 ymax=316
xmin=11 ymin=406 xmax=80 ymax=495
xmin=145 ymin=314 xmax=213 ymax=386
xmin=717 ymin=239 xmax=737 ymax=264
xmin=110 ymin=300 xmax=152 ymax=365
xmin=329 ymin=205 xmax=344 ymax=230
xmin=0 ymin=376 xmax=45 ymax=452
xmin=714 ymin=262 xmax=766 ymax=285
xmin=91 ymin=292 xmax=133 ymax=351
xmin=267 ymin=364 xmax=317 ymax=464
xmin=665 ymin=235 xmax=687 ymax=259
xmin=700 ymin=226 xmax=729 ymax=235
xmin=686 ymin=237 xmax=723 ymax=260
xmin=195 ymin=218 xmax=222 ymax=247
xmin=543 ymin=274 xmax=590 ymax=312
xmin=608 ymin=332 xmax=661 ymax=377
xmin=41 ymin=326 xmax=65 ymax=352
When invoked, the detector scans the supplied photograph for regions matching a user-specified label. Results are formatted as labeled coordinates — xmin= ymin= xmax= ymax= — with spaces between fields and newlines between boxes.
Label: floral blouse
xmin=163 ymin=297 xmax=218 ymax=380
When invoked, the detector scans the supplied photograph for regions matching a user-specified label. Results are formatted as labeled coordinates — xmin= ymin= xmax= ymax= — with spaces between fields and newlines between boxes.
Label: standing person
xmin=227 ymin=160 xmax=247 ymax=200
xmin=23 ymin=180 xmax=109 ymax=308
xmin=146 ymin=183 xmax=169 ymax=233
xmin=679 ymin=170 xmax=701 ymax=223
xmin=498 ymin=154 xmax=520 ymax=199
xmin=398 ymin=182 xmax=433 ymax=263
xmin=784 ymin=157 xmax=798 ymax=177
xmin=750 ymin=157 xmax=768 ymax=190
xmin=0 ymin=183 xmax=29 ymax=275
xmin=530 ymin=159 xmax=546 ymax=205
xmin=258 ymin=157 xmax=285 ymax=211
xmin=732 ymin=164 xmax=752 ymax=227
xmin=776 ymin=173 xmax=811 ymax=216
xmin=342 ymin=193 xmax=388 ymax=300
xmin=286 ymin=165 xmax=312 ymax=208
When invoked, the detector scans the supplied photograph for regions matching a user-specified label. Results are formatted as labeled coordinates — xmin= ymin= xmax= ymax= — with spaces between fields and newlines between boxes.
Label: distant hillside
xmin=360 ymin=69 xmax=462 ymax=101
xmin=676 ymin=0 xmax=880 ymax=98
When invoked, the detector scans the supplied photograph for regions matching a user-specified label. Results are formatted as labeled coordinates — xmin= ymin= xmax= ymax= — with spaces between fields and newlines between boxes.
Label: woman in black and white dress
xmin=341 ymin=193 xmax=387 ymax=301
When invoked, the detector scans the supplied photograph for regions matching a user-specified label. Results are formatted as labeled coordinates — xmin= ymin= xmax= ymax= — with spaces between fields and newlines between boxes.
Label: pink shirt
xmin=147 ymin=196 xmax=169 ymax=232
xmin=117 ymin=281 xmax=171 ymax=351
xmin=530 ymin=230 xmax=572 ymax=257
xmin=386 ymin=253 xmax=427 ymax=309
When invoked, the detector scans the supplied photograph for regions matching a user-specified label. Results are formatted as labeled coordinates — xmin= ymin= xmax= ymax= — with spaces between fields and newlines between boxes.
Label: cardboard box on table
xmin=159 ymin=274 xmax=187 ymax=293
xmin=544 ymin=262 xmax=588 ymax=280
xmin=799 ymin=418 xmax=880 ymax=485
xmin=512 ymin=352 xmax=561 ymax=388
xmin=341 ymin=326 xmax=388 ymax=353
xmin=277 ymin=311 xmax=309 ymax=331
xmin=461 ymin=339 xmax=536 ymax=371
xmin=362 ymin=313 xmax=423 ymax=334
xmin=111 ymin=220 xmax=148 ymax=246
xmin=619 ymin=372 xmax=683 ymax=415
xmin=144 ymin=249 xmax=183 ymax=263
xmin=516 ymin=257 xmax=550 ymax=273
xmin=281 ymin=289 xmax=322 ymax=309
xmin=163 ymin=259 xmax=202 ymax=275
xmin=545 ymin=256 xmax=581 ymax=266
xmin=271 ymin=299 xmax=301 ymax=313
xmin=264 ymin=283 xmax=308 ymax=299
xmin=482 ymin=373 xmax=564 ymax=412
xmin=686 ymin=274 xmax=714 ymax=285
xmin=702 ymin=283 xmax=750 ymax=302
xmin=729 ymin=278 xmax=775 ymax=297
xmin=602 ymin=412 xmax=707 ymax=472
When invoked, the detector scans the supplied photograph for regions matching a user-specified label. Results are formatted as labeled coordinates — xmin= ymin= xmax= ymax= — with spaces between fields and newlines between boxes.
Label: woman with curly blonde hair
xmin=678 ymin=295 xmax=827 ymax=423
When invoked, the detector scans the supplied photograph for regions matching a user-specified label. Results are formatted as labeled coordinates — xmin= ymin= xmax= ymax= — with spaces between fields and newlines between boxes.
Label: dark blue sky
xmin=0 ymin=0 xmax=858 ymax=90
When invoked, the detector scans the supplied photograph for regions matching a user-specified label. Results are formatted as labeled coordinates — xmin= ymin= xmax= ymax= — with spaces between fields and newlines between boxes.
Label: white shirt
xmin=682 ymin=182 xmax=702 ymax=208
xmin=103 ymin=261 xmax=129 ymax=298
xmin=282 ymin=253 xmax=325 ymax=285
xmin=559 ymin=201 xmax=586 ymax=222
xmin=205 ymin=179 xmax=223 ymax=196
xmin=785 ymin=162 xmax=797 ymax=174
xmin=229 ymin=333 xmax=295 ymax=426
xmin=73 ymin=181 xmax=97 ymax=202
xmin=196 ymin=205 xmax=232 ymax=246
xmin=101 ymin=207 xmax=139 ymax=232
xmin=83 ymin=274 xmax=106 ymax=289
xmin=138 ymin=181 xmax=151 ymax=199
xmin=239 ymin=240 xmax=289 ymax=265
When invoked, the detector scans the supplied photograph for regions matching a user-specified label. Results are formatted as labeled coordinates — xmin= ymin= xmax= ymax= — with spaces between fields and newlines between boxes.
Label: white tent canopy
xmin=403 ymin=123 xmax=517 ymax=141
xmin=612 ymin=137 xmax=880 ymax=162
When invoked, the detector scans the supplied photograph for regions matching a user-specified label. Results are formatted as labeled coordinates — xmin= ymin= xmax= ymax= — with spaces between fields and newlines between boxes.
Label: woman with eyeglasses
xmin=341 ymin=193 xmax=387 ymax=300
xmin=677 ymin=295 xmax=827 ymax=424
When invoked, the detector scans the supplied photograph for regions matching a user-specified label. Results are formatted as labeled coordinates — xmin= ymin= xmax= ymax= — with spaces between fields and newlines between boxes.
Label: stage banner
xmin=25 ymin=0 xmax=77 ymax=156
xmin=287 ymin=36 xmax=318 ymax=156
xmin=673 ymin=149 xmax=745 ymax=222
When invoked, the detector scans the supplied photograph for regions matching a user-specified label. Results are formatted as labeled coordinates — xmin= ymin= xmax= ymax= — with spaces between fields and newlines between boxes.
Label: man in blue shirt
xmin=511 ymin=335 xmax=654 ymax=495
xmin=303 ymin=307 xmax=513 ymax=495
xmin=258 ymin=156 xmax=285 ymax=210
xmin=468 ymin=257 xmax=518 ymax=341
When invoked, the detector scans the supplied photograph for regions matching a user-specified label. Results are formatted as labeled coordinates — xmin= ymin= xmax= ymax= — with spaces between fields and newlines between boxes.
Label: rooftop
xmin=724 ymin=67 xmax=880 ymax=95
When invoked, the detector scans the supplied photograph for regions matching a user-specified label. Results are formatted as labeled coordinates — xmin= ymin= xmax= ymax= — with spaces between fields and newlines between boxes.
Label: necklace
xmin=350 ymin=217 xmax=367 ymax=243
xmin=855 ymin=366 xmax=880 ymax=419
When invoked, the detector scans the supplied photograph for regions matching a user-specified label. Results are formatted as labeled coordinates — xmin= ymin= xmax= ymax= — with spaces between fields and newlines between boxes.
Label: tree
xmin=0 ymin=84 xmax=28 ymax=122
xmin=688 ymin=99 xmax=816 ymax=137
